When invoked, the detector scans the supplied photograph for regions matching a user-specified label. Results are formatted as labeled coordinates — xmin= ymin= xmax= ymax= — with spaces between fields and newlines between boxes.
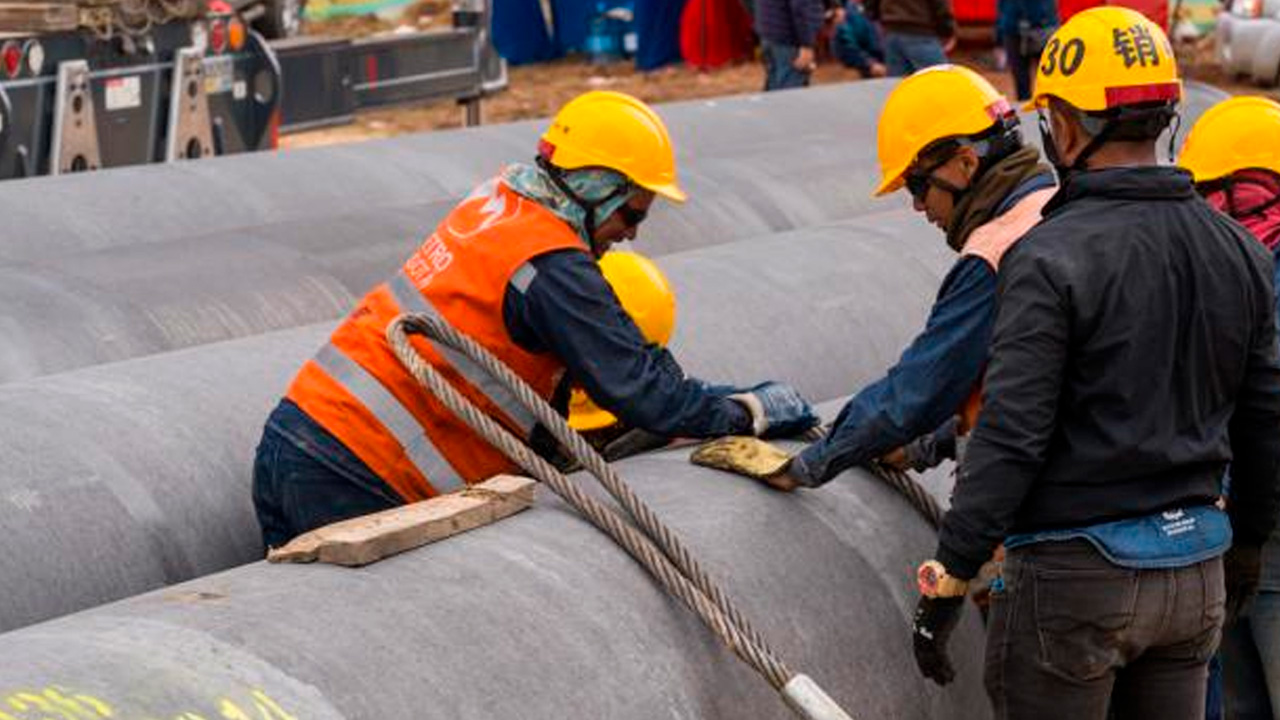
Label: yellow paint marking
xmin=44 ymin=688 xmax=112 ymax=719
xmin=0 ymin=688 xmax=296 ymax=720
xmin=8 ymin=690 xmax=83 ymax=719
xmin=250 ymin=693 xmax=297 ymax=720
xmin=216 ymin=700 xmax=253 ymax=720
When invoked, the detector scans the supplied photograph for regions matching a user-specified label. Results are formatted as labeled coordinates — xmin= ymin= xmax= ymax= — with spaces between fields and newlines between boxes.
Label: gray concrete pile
xmin=0 ymin=80 xmax=1225 ymax=718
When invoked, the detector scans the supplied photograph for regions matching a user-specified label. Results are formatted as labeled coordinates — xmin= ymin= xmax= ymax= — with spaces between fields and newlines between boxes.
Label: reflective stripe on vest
xmin=312 ymin=343 xmax=467 ymax=494
xmin=385 ymin=270 xmax=539 ymax=436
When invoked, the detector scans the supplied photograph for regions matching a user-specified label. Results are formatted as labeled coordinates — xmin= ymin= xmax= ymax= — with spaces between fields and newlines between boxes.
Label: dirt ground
xmin=281 ymin=12 xmax=1280 ymax=150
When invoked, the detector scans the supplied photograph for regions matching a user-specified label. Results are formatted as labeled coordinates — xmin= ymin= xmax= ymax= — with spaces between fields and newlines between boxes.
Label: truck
xmin=0 ymin=0 xmax=503 ymax=180
xmin=0 ymin=1 xmax=281 ymax=178
xmin=229 ymin=0 xmax=306 ymax=39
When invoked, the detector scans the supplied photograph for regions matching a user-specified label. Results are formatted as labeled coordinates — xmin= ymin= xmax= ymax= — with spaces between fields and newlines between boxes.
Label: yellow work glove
xmin=690 ymin=436 xmax=799 ymax=491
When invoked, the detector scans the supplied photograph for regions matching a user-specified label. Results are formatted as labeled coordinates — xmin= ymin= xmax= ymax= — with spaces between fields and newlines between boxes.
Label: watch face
xmin=917 ymin=563 xmax=940 ymax=596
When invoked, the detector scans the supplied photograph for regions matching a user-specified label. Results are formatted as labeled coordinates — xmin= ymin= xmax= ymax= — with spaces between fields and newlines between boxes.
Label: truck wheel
xmin=254 ymin=0 xmax=304 ymax=38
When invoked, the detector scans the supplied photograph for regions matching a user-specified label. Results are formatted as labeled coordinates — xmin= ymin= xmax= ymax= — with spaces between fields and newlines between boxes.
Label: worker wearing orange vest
xmin=252 ymin=91 xmax=818 ymax=548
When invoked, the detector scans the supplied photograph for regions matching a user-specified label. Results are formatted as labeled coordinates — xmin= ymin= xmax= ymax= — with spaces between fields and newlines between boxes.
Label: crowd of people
xmin=754 ymin=0 xmax=1058 ymax=97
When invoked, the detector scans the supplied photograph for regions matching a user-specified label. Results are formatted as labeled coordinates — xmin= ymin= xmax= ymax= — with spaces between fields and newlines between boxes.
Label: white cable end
xmin=782 ymin=674 xmax=857 ymax=720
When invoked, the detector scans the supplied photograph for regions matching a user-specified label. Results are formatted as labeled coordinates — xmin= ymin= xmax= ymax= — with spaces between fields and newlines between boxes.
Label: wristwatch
xmin=917 ymin=560 xmax=969 ymax=598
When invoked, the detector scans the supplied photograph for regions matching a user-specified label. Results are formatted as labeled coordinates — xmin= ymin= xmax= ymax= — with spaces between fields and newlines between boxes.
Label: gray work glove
xmin=729 ymin=381 xmax=820 ymax=439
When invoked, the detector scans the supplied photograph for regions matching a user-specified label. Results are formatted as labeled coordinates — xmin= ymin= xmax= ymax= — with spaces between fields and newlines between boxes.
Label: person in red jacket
xmin=1181 ymin=95 xmax=1280 ymax=720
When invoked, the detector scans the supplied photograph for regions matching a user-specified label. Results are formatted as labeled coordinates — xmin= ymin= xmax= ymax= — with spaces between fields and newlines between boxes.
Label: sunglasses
xmin=905 ymin=173 xmax=934 ymax=201
xmin=904 ymin=146 xmax=959 ymax=200
xmin=616 ymin=202 xmax=649 ymax=228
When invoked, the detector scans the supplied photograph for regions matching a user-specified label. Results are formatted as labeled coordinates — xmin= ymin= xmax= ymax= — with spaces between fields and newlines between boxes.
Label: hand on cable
xmin=690 ymin=436 xmax=801 ymax=492
xmin=912 ymin=596 xmax=964 ymax=685
xmin=1224 ymin=543 xmax=1262 ymax=627
xmin=881 ymin=420 xmax=959 ymax=473
xmin=729 ymin=381 xmax=819 ymax=439
xmin=879 ymin=446 xmax=910 ymax=471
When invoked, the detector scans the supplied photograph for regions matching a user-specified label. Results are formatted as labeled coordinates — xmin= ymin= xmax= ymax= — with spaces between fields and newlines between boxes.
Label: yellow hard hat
xmin=1180 ymin=96 xmax=1280 ymax=184
xmin=1025 ymin=6 xmax=1181 ymax=113
xmin=874 ymin=65 xmax=1016 ymax=197
xmin=568 ymin=251 xmax=678 ymax=432
xmin=540 ymin=91 xmax=687 ymax=204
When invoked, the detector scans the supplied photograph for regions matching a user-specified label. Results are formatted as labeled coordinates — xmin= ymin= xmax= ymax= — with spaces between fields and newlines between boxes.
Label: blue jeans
xmin=1222 ymin=590 xmax=1280 ymax=719
xmin=884 ymin=32 xmax=947 ymax=76
xmin=252 ymin=399 xmax=402 ymax=548
xmin=762 ymin=41 xmax=811 ymax=91
xmin=1003 ymin=35 xmax=1038 ymax=102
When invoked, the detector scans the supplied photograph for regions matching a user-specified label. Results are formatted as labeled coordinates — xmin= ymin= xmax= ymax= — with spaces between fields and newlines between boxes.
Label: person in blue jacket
xmin=760 ymin=66 xmax=1056 ymax=491
xmin=994 ymin=0 xmax=1058 ymax=101
xmin=831 ymin=0 xmax=887 ymax=77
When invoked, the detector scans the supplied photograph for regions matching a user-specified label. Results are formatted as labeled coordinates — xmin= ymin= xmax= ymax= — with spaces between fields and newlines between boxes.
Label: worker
xmin=695 ymin=65 xmax=1054 ymax=492
xmin=252 ymin=91 xmax=818 ymax=548
xmin=910 ymin=9 xmax=1280 ymax=718
xmin=1181 ymin=96 xmax=1280 ymax=720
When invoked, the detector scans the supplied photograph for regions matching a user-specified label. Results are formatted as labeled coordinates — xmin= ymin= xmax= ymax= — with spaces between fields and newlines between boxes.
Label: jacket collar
xmin=1042 ymin=166 xmax=1197 ymax=218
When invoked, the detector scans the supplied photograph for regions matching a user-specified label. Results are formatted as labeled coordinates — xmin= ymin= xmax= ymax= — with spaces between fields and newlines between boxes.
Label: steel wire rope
xmin=387 ymin=312 xmax=854 ymax=720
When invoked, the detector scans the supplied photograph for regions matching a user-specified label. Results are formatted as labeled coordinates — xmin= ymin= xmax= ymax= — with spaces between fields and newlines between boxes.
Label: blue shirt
xmin=1005 ymin=505 xmax=1232 ymax=570
xmin=790 ymin=174 xmax=1055 ymax=487
xmin=791 ymin=255 xmax=995 ymax=486
xmin=832 ymin=1 xmax=884 ymax=73
xmin=503 ymin=249 xmax=753 ymax=438
xmin=995 ymin=0 xmax=1058 ymax=43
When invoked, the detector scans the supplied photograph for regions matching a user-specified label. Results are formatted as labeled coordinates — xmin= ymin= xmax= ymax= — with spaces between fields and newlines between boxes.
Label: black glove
xmin=730 ymin=381 xmax=820 ymax=439
xmin=912 ymin=595 xmax=964 ymax=685
xmin=1224 ymin=544 xmax=1262 ymax=628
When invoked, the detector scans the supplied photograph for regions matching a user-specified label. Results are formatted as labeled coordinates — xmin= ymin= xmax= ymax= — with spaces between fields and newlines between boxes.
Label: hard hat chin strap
xmin=925 ymin=123 xmax=1023 ymax=209
xmin=1039 ymin=103 xmax=1178 ymax=181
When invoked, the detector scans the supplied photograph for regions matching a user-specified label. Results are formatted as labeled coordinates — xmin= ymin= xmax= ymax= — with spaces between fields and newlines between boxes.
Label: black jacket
xmin=865 ymin=0 xmax=954 ymax=38
xmin=755 ymin=0 xmax=827 ymax=48
xmin=938 ymin=167 xmax=1280 ymax=579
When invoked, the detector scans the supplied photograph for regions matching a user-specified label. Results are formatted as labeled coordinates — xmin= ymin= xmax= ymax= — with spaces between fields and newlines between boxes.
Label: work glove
xmin=1224 ymin=544 xmax=1262 ymax=628
xmin=912 ymin=595 xmax=964 ymax=686
xmin=728 ymin=381 xmax=819 ymax=439
xmin=690 ymin=436 xmax=800 ymax=491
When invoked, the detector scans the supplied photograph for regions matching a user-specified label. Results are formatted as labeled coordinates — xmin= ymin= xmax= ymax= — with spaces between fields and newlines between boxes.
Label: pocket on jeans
xmin=1033 ymin=565 xmax=1138 ymax=682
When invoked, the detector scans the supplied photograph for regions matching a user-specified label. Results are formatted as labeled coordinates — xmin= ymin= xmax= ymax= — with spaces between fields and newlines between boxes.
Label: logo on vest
xmin=1158 ymin=509 xmax=1196 ymax=538
xmin=405 ymin=233 xmax=455 ymax=289
xmin=447 ymin=180 xmax=522 ymax=238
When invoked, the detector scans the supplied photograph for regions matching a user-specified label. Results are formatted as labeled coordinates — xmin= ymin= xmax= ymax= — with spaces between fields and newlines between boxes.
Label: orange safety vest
xmin=286 ymin=177 xmax=590 ymax=502
xmin=956 ymin=187 xmax=1055 ymax=434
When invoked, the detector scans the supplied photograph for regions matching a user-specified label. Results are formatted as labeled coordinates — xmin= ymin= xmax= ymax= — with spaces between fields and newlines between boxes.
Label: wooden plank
xmin=267 ymin=475 xmax=537 ymax=567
